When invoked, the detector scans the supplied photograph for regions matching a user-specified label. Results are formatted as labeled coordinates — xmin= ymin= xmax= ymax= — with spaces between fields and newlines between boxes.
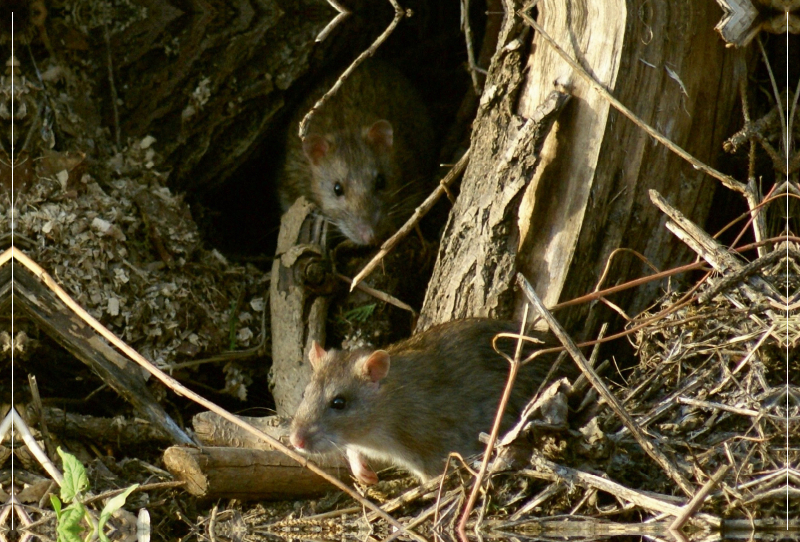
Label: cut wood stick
xmin=7 ymin=247 xmax=421 ymax=541
xmin=162 ymin=446 xmax=350 ymax=501
xmin=516 ymin=272 xmax=694 ymax=497
xmin=351 ymin=148 xmax=471 ymax=291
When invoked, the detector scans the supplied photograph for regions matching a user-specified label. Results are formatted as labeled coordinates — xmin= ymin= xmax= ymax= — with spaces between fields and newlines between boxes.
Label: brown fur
xmin=290 ymin=319 xmax=576 ymax=481
xmin=278 ymin=60 xmax=435 ymax=245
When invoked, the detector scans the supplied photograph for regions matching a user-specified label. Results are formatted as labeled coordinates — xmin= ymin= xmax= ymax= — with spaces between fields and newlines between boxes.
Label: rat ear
xmin=302 ymin=134 xmax=330 ymax=165
xmin=366 ymin=120 xmax=393 ymax=151
xmin=308 ymin=341 xmax=327 ymax=372
xmin=360 ymin=350 xmax=390 ymax=383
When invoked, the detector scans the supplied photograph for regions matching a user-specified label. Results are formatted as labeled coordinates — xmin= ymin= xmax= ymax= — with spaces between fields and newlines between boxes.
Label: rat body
xmin=278 ymin=60 xmax=435 ymax=245
xmin=290 ymin=319 xmax=574 ymax=484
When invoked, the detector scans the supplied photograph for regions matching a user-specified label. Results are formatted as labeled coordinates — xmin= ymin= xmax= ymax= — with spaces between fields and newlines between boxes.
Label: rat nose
xmin=290 ymin=431 xmax=306 ymax=450
xmin=354 ymin=223 xmax=376 ymax=245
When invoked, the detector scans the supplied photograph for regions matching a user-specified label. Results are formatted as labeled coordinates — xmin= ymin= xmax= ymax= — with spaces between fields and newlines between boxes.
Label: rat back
xmin=348 ymin=319 xmax=574 ymax=478
xmin=290 ymin=319 xmax=575 ymax=481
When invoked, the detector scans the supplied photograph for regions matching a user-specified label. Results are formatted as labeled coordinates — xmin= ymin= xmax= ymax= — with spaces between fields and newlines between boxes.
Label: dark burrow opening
xmin=194 ymin=0 xmax=488 ymax=266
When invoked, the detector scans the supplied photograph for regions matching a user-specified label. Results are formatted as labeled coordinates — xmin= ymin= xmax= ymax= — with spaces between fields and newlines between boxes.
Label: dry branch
xmin=6 ymin=247 xmax=421 ymax=540
xmin=516 ymin=273 xmax=694 ymax=496
xmin=1 ymin=258 xmax=192 ymax=445
xmin=649 ymin=189 xmax=781 ymax=303
xmin=351 ymin=148 xmax=471 ymax=291
xmin=298 ymin=0 xmax=407 ymax=139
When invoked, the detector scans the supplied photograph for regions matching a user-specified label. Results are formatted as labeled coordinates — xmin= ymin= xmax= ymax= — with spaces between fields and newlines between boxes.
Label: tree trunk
xmin=103 ymin=0 xmax=371 ymax=193
xmin=418 ymin=0 xmax=744 ymax=338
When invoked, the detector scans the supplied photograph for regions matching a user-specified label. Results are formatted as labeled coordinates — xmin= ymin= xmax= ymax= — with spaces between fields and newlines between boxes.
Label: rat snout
xmin=353 ymin=222 xmax=377 ymax=245
xmin=290 ymin=429 xmax=307 ymax=451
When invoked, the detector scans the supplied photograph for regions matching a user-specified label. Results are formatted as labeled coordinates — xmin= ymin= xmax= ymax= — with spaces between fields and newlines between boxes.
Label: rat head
xmin=290 ymin=342 xmax=390 ymax=455
xmin=303 ymin=120 xmax=400 ymax=245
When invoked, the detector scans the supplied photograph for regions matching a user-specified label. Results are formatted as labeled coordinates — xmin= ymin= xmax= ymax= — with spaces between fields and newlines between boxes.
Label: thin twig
xmin=316 ymin=0 xmax=351 ymax=42
xmin=6 ymin=248 xmax=422 ymax=542
xmin=337 ymin=273 xmax=416 ymax=314
xmin=457 ymin=306 xmax=531 ymax=537
xmin=299 ymin=506 xmax=361 ymax=522
xmin=518 ymin=4 xmax=747 ymax=194
xmin=28 ymin=375 xmax=56 ymax=459
xmin=676 ymin=397 xmax=759 ymax=418
xmin=550 ymin=261 xmax=705 ymax=311
xmin=381 ymin=493 xmax=459 ymax=542
xmin=669 ymin=464 xmax=731 ymax=531
xmin=650 ymin=189 xmax=780 ymax=301
xmin=709 ymin=323 xmax=777 ymax=396
xmin=461 ymin=0 xmax=485 ymax=94
xmin=351 ymin=148 xmax=470 ymax=291
xmin=367 ymin=475 xmax=446 ymax=521
xmin=299 ymin=0 xmax=407 ymax=139
xmin=516 ymin=273 xmax=694 ymax=496
xmin=756 ymin=37 xmax=788 ymax=160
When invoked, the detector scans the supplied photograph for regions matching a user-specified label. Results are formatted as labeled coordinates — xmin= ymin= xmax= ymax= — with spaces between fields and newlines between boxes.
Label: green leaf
xmin=57 ymin=447 xmax=89 ymax=503
xmin=57 ymin=529 xmax=83 ymax=542
xmin=98 ymin=484 xmax=139 ymax=534
xmin=57 ymin=501 xmax=86 ymax=542
xmin=51 ymin=494 xmax=62 ymax=520
xmin=342 ymin=304 xmax=376 ymax=324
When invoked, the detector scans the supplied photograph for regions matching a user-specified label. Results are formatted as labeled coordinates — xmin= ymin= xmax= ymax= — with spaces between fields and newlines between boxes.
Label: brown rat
xmin=278 ymin=60 xmax=436 ymax=245
xmin=289 ymin=319 xmax=575 ymax=484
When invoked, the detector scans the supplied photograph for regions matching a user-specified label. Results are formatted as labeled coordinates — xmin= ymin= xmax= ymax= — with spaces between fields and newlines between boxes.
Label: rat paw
xmin=347 ymin=448 xmax=379 ymax=485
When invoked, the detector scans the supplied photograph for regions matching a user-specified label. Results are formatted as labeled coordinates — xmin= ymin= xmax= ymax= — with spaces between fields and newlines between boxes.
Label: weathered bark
xmin=104 ymin=0 xmax=371 ymax=193
xmin=269 ymin=198 xmax=332 ymax=416
xmin=516 ymin=0 xmax=743 ymax=336
xmin=416 ymin=1 xmax=560 ymax=331
xmin=419 ymin=0 xmax=743 ymax=337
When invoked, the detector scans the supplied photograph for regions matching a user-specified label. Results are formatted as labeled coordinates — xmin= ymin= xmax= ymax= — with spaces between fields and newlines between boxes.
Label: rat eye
xmin=334 ymin=182 xmax=344 ymax=197
xmin=375 ymin=174 xmax=386 ymax=191
xmin=330 ymin=396 xmax=347 ymax=410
